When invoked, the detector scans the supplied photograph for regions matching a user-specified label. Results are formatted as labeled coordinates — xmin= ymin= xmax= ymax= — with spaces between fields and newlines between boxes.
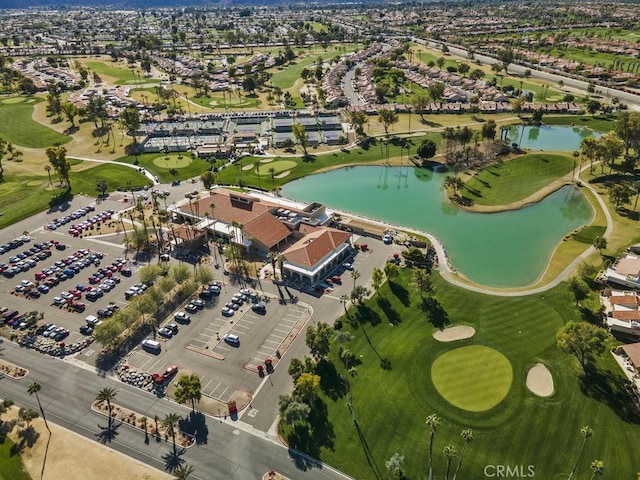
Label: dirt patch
xmin=2 ymin=406 xmax=172 ymax=480
xmin=433 ymin=325 xmax=476 ymax=342
xmin=526 ymin=363 xmax=554 ymax=397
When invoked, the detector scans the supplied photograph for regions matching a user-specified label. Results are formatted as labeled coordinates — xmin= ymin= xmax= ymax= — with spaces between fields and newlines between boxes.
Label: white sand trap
xmin=260 ymin=158 xmax=274 ymax=163
xmin=242 ymin=164 xmax=254 ymax=170
xmin=526 ymin=363 xmax=554 ymax=397
xmin=433 ymin=325 xmax=476 ymax=342
xmin=275 ymin=170 xmax=291 ymax=178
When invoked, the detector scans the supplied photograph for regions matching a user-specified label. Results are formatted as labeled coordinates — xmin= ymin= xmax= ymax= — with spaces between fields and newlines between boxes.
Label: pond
xmin=505 ymin=124 xmax=599 ymax=151
xmin=281 ymin=166 xmax=593 ymax=287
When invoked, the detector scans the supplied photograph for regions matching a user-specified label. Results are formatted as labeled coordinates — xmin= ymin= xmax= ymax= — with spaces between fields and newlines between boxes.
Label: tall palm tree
xmin=268 ymin=167 xmax=276 ymax=191
xmin=173 ymin=464 xmax=195 ymax=480
xmin=44 ymin=165 xmax=53 ymax=188
xmin=568 ymin=426 xmax=593 ymax=479
xmin=28 ymin=382 xmax=51 ymax=434
xmin=426 ymin=414 xmax=440 ymax=480
xmin=371 ymin=267 xmax=384 ymax=296
xmin=593 ymin=236 xmax=607 ymax=256
xmin=340 ymin=294 xmax=351 ymax=317
xmin=162 ymin=413 xmax=182 ymax=455
xmin=443 ymin=445 xmax=458 ymax=480
xmin=96 ymin=387 xmax=117 ymax=430
xmin=452 ymin=429 xmax=474 ymax=480
xmin=589 ymin=460 xmax=604 ymax=480
xmin=350 ymin=269 xmax=361 ymax=291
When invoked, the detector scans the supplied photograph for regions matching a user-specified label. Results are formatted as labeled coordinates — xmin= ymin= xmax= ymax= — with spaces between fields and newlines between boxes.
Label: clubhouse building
xmin=168 ymin=188 xmax=354 ymax=285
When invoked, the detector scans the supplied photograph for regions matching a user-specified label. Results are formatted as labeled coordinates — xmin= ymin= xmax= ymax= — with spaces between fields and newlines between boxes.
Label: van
xmin=141 ymin=339 xmax=161 ymax=354
xmin=223 ymin=334 xmax=240 ymax=347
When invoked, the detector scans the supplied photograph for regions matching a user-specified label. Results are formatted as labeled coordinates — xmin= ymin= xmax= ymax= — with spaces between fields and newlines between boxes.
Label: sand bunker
xmin=526 ymin=363 xmax=554 ymax=397
xmin=433 ymin=325 xmax=476 ymax=342
xmin=275 ymin=170 xmax=291 ymax=178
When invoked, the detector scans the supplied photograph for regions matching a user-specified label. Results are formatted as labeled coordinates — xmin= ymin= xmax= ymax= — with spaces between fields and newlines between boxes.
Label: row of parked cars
xmin=1 ymin=239 xmax=63 ymax=278
xmin=67 ymin=209 xmax=115 ymax=237
xmin=44 ymin=205 xmax=100 ymax=231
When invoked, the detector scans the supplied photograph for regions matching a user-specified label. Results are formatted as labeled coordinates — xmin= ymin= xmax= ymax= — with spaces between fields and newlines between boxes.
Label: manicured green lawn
xmin=0 ymin=435 xmax=31 ymax=480
xmin=572 ymin=225 xmax=607 ymax=245
xmin=85 ymin=61 xmax=160 ymax=86
xmin=545 ymin=115 xmax=617 ymax=133
xmin=271 ymin=57 xmax=321 ymax=90
xmin=463 ymin=153 xmax=574 ymax=205
xmin=0 ymin=97 xmax=70 ymax=148
xmin=431 ymin=345 xmax=513 ymax=412
xmin=116 ymin=153 xmax=211 ymax=183
xmin=0 ymin=163 xmax=149 ymax=229
xmin=291 ymin=270 xmax=640 ymax=479
xmin=217 ymin=133 xmax=442 ymax=189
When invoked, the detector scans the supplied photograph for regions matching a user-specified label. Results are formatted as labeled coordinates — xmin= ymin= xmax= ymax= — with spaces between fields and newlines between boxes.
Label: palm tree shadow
xmin=353 ymin=419 xmax=383 ymax=480
xmin=96 ymin=421 xmax=121 ymax=444
xmin=40 ymin=433 xmax=51 ymax=480
xmin=162 ymin=447 xmax=186 ymax=472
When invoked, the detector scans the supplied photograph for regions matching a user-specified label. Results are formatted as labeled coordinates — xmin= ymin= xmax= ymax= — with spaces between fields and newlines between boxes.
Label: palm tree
xmin=173 ymin=464 xmax=196 ymax=480
xmin=590 ymin=460 xmax=604 ymax=480
xmin=568 ymin=425 xmax=593 ymax=479
xmin=28 ymin=382 xmax=51 ymax=434
xmin=371 ymin=267 xmax=384 ymax=296
xmin=268 ymin=167 xmax=276 ymax=190
xmin=452 ymin=429 xmax=474 ymax=480
xmin=426 ymin=414 xmax=440 ymax=480
xmin=96 ymin=387 xmax=117 ymax=430
xmin=350 ymin=269 xmax=361 ymax=290
xmin=44 ymin=165 xmax=53 ymax=188
xmin=254 ymin=160 xmax=261 ymax=189
xmin=141 ymin=416 xmax=148 ymax=439
xmin=593 ymin=236 xmax=607 ymax=256
xmin=443 ymin=445 xmax=458 ymax=480
xmin=340 ymin=294 xmax=351 ymax=317
xmin=162 ymin=413 xmax=182 ymax=455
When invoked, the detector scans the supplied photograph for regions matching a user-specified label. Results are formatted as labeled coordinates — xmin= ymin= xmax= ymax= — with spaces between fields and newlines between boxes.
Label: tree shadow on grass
xmin=376 ymin=296 xmax=401 ymax=325
xmin=352 ymin=418 xmax=384 ymax=480
xmin=389 ymin=282 xmax=410 ymax=306
xmin=179 ymin=411 xmax=209 ymax=445
xmin=316 ymin=359 xmax=348 ymax=401
xmin=287 ymin=398 xmax=334 ymax=468
xmin=579 ymin=306 xmax=603 ymax=326
xmin=580 ymin=365 xmax=640 ymax=424
xmin=95 ymin=420 xmax=121 ymax=444
xmin=419 ymin=296 xmax=450 ymax=329
xmin=354 ymin=316 xmax=392 ymax=371
xmin=355 ymin=305 xmax=382 ymax=327
xmin=162 ymin=447 xmax=186 ymax=472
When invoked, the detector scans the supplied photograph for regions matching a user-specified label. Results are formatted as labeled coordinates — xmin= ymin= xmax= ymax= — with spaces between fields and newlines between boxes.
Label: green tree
xmin=61 ymin=101 xmax=79 ymax=127
xmin=385 ymin=453 xmax=405 ymax=479
xmin=200 ymin=171 xmax=215 ymax=190
xmin=96 ymin=387 xmax=118 ymax=430
xmin=556 ymin=322 xmax=611 ymax=371
xmin=443 ymin=445 xmax=458 ymax=480
xmin=609 ymin=184 xmax=633 ymax=210
xmin=417 ymin=139 xmax=437 ymax=161
xmin=413 ymin=269 xmax=433 ymax=298
xmin=371 ymin=267 xmax=384 ymax=296
xmin=590 ymin=460 xmax=604 ymax=480
xmin=481 ymin=120 xmax=497 ymax=140
xmin=426 ymin=414 xmax=441 ymax=480
xmin=452 ymin=429 xmax=474 ymax=480
xmin=161 ymin=413 xmax=182 ymax=456
xmin=18 ymin=407 xmax=39 ymax=429
xmin=568 ymin=425 xmax=593 ymax=480
xmin=377 ymin=108 xmax=399 ymax=136
xmin=593 ymin=235 xmax=607 ymax=255
xmin=279 ymin=394 xmax=310 ymax=426
xmin=384 ymin=262 xmax=400 ymax=283
xmin=241 ymin=76 xmax=256 ymax=94
xmin=174 ymin=374 xmax=202 ymax=412
xmin=28 ymin=382 xmax=51 ymax=434
xmin=347 ymin=110 xmax=368 ymax=138
xmin=567 ymin=277 xmax=590 ymax=307
xmin=292 ymin=123 xmax=309 ymax=156
xmin=120 ymin=106 xmax=141 ymax=144
xmin=428 ymin=82 xmax=445 ymax=102
xmin=96 ymin=179 xmax=108 ymax=197
xmin=46 ymin=145 xmax=71 ymax=188
xmin=305 ymin=322 xmax=333 ymax=360
xmin=173 ymin=464 xmax=196 ymax=480
xmin=294 ymin=372 xmax=321 ymax=401
xmin=614 ymin=111 xmax=640 ymax=157
xmin=350 ymin=284 xmax=371 ymax=306
xmin=412 ymin=94 xmax=430 ymax=121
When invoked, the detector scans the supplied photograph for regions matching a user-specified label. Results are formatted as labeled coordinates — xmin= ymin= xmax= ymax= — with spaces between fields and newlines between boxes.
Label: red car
xmin=330 ymin=275 xmax=342 ymax=284
xmin=163 ymin=365 xmax=178 ymax=379
xmin=69 ymin=289 xmax=82 ymax=298
xmin=35 ymin=272 xmax=47 ymax=280
xmin=69 ymin=301 xmax=85 ymax=312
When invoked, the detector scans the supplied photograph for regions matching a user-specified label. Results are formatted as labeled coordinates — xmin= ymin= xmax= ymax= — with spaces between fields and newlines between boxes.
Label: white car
xmin=61 ymin=291 xmax=73 ymax=300
xmin=174 ymin=312 xmax=191 ymax=323
xmin=221 ymin=307 xmax=235 ymax=317
xmin=342 ymin=262 xmax=353 ymax=270
xmin=52 ymin=296 xmax=65 ymax=306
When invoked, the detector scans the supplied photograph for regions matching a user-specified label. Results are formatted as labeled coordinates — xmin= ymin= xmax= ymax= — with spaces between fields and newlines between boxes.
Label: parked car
xmin=221 ymin=307 xmax=235 ymax=317
xmin=342 ymin=262 xmax=354 ymax=270
xmin=79 ymin=325 xmax=94 ymax=335
xmin=223 ymin=334 xmax=240 ymax=347
xmin=251 ymin=303 xmax=267 ymax=314
xmin=157 ymin=327 xmax=173 ymax=338
xmin=185 ymin=303 xmax=199 ymax=313
xmin=166 ymin=323 xmax=179 ymax=335
xmin=174 ymin=312 xmax=191 ymax=323
xmin=163 ymin=364 xmax=178 ymax=379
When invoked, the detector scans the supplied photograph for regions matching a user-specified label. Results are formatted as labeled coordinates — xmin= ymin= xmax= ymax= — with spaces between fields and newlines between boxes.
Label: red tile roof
xmin=243 ymin=213 xmax=292 ymax=249
xmin=283 ymin=227 xmax=351 ymax=268
xmin=610 ymin=295 xmax=640 ymax=306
